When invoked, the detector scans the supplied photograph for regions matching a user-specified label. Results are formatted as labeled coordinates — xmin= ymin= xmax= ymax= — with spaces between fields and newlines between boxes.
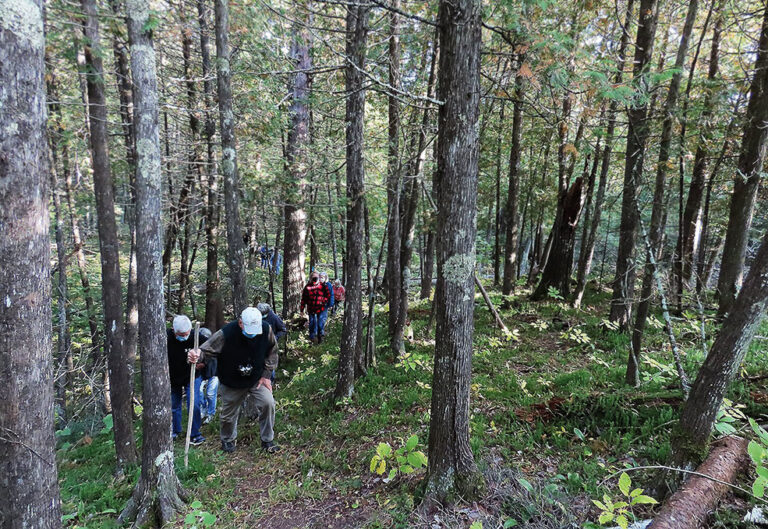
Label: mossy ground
xmin=56 ymin=281 xmax=768 ymax=528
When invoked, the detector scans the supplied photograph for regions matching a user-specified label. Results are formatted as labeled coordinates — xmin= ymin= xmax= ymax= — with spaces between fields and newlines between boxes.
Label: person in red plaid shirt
xmin=300 ymin=271 xmax=331 ymax=343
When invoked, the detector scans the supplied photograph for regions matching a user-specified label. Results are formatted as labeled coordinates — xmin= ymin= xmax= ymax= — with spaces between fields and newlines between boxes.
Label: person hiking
xmin=319 ymin=272 xmax=334 ymax=336
xmin=188 ymin=307 xmax=280 ymax=454
xmin=332 ymin=279 xmax=345 ymax=315
xmin=257 ymin=302 xmax=286 ymax=384
xmin=167 ymin=315 xmax=207 ymax=445
xmin=198 ymin=327 xmax=218 ymax=424
xmin=299 ymin=271 xmax=330 ymax=344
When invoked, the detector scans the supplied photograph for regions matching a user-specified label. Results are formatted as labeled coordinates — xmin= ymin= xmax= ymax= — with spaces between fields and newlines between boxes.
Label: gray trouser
xmin=219 ymin=383 xmax=275 ymax=443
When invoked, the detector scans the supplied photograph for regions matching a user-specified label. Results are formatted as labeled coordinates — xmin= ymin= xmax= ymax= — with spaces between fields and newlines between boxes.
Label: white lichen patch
xmin=0 ymin=0 xmax=44 ymax=49
xmin=126 ymin=0 xmax=149 ymax=27
xmin=443 ymin=253 xmax=475 ymax=283
xmin=154 ymin=450 xmax=173 ymax=468
xmin=136 ymin=138 xmax=161 ymax=182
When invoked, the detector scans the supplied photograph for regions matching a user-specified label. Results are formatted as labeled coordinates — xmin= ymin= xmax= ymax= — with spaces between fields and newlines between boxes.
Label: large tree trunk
xmin=502 ymin=74 xmax=525 ymax=296
xmin=386 ymin=0 xmax=405 ymax=356
xmin=282 ymin=20 xmax=311 ymax=319
xmin=629 ymin=0 xmax=699 ymax=386
xmin=335 ymin=0 xmax=369 ymax=399
xmin=424 ymin=0 xmax=484 ymax=505
xmin=120 ymin=1 xmax=187 ymax=525
xmin=1 ymin=5 xmax=63 ymax=524
xmin=609 ymin=0 xmax=659 ymax=328
xmin=572 ymin=0 xmax=634 ymax=308
xmin=214 ymin=0 xmax=247 ymax=315
xmin=81 ymin=0 xmax=137 ymax=470
xmin=197 ymin=0 xmax=225 ymax=330
xmin=673 ymin=224 xmax=768 ymax=469
xmin=716 ymin=4 xmax=768 ymax=316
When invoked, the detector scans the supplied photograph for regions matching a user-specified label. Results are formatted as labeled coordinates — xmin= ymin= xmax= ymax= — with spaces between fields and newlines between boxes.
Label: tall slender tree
xmin=424 ymin=0 xmax=485 ymax=505
xmin=214 ymin=0 xmax=247 ymax=314
xmin=335 ymin=0 xmax=369 ymax=399
xmin=81 ymin=0 xmax=137 ymax=469
xmin=502 ymin=74 xmax=525 ymax=296
xmin=1 ymin=1 xmax=63 ymax=524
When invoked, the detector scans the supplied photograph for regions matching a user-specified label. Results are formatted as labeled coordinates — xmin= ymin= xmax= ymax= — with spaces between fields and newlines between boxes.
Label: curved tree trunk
xmin=0 ymin=4 xmax=64 ymax=523
xmin=120 ymin=1 xmax=187 ymax=525
xmin=424 ymin=0 xmax=485 ymax=505
xmin=81 ymin=0 xmax=137 ymax=470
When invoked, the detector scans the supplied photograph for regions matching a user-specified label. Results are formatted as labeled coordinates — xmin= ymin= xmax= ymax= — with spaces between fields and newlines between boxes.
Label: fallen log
xmin=649 ymin=435 xmax=749 ymax=529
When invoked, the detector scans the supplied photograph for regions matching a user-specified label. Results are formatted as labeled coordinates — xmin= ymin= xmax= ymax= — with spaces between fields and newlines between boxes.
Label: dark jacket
xmin=324 ymin=281 xmax=334 ymax=309
xmin=199 ymin=320 xmax=278 ymax=388
xmin=263 ymin=310 xmax=287 ymax=340
xmin=166 ymin=329 xmax=208 ymax=388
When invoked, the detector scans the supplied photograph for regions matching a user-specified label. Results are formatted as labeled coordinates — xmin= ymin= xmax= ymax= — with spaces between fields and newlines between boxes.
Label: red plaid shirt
xmin=301 ymin=281 xmax=330 ymax=314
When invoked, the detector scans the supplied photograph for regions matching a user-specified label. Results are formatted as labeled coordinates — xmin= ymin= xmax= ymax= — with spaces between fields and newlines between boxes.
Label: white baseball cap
xmin=172 ymin=315 xmax=192 ymax=333
xmin=241 ymin=307 xmax=263 ymax=335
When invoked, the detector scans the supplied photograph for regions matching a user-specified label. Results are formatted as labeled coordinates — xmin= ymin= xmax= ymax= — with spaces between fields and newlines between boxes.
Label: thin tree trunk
xmin=81 ymin=0 xmax=136 ymax=469
xmin=493 ymin=102 xmax=505 ymax=286
xmin=335 ymin=0 xmax=369 ymax=399
xmin=609 ymin=0 xmax=660 ymax=328
xmin=424 ymin=0 xmax=484 ymax=505
xmin=573 ymin=138 xmax=602 ymax=305
xmin=716 ymin=4 xmax=768 ymax=315
xmin=120 ymin=1 xmax=188 ymax=524
xmin=214 ymin=0 xmax=247 ymax=314
xmin=1 ymin=4 xmax=63 ymax=522
xmin=502 ymin=74 xmax=525 ymax=295
xmin=327 ymin=175 xmax=339 ymax=279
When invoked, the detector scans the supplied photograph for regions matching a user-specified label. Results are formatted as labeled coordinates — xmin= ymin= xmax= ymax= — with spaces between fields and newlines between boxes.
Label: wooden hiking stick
xmin=184 ymin=321 xmax=200 ymax=468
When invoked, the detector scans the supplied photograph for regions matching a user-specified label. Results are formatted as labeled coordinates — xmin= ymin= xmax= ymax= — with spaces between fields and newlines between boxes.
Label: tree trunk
xmin=120 ymin=1 xmax=188 ymax=524
xmin=197 ymin=0 xmax=225 ymax=330
xmin=572 ymin=0 xmax=634 ymax=307
xmin=421 ymin=229 xmax=435 ymax=299
xmin=502 ymin=74 xmax=525 ymax=296
xmin=424 ymin=0 xmax=484 ymax=505
xmin=0 ymin=2 xmax=63 ymax=522
xmin=493 ymin=102 xmax=505 ymax=286
xmin=716 ymin=4 xmax=768 ymax=315
xmin=282 ymin=19 xmax=311 ymax=319
xmin=629 ymin=0 xmax=699 ymax=386
xmin=572 ymin=138 xmax=602 ymax=305
xmin=81 ymin=0 xmax=137 ymax=469
xmin=214 ymin=0 xmax=247 ymax=314
xmin=335 ymin=0 xmax=369 ymax=399
xmin=609 ymin=0 xmax=659 ymax=328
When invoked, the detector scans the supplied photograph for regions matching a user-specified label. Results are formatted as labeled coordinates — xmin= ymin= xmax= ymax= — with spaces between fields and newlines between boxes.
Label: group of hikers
xmin=258 ymin=244 xmax=282 ymax=274
xmin=168 ymin=272 xmax=344 ymax=454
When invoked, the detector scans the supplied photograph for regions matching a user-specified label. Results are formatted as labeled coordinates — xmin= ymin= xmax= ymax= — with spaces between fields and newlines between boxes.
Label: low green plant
xmin=714 ymin=398 xmax=746 ymax=436
xmin=593 ymin=472 xmax=657 ymax=529
xmin=184 ymin=500 xmax=216 ymax=528
xmin=369 ymin=435 xmax=428 ymax=481
xmin=748 ymin=418 xmax=768 ymax=497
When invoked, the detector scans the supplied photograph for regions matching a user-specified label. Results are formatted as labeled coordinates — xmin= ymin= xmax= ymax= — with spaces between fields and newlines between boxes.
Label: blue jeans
xmin=171 ymin=376 xmax=202 ymax=438
xmin=308 ymin=312 xmax=325 ymax=339
xmin=201 ymin=376 xmax=219 ymax=418
xmin=318 ymin=309 xmax=329 ymax=336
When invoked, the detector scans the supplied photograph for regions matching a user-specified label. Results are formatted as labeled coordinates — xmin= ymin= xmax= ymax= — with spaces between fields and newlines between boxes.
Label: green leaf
xmin=573 ymin=428 xmax=585 ymax=441
xmin=191 ymin=500 xmax=203 ymax=509
xmin=612 ymin=501 xmax=628 ymax=510
xmin=503 ymin=519 xmax=518 ymax=528
xmin=376 ymin=460 xmax=386 ymax=475
xmin=632 ymin=495 xmax=658 ymax=505
xmin=387 ymin=468 xmax=397 ymax=481
xmin=591 ymin=500 xmax=608 ymax=511
xmin=749 ymin=441 xmax=764 ymax=464
xmin=405 ymin=434 xmax=418 ymax=451
xmin=407 ymin=452 xmax=424 ymax=468
xmin=598 ymin=512 xmax=614 ymax=524
xmin=396 ymin=455 xmax=406 ymax=465
xmin=757 ymin=465 xmax=768 ymax=480
xmin=201 ymin=512 xmax=216 ymax=527
xmin=754 ymin=477 xmax=766 ymax=498
xmin=376 ymin=443 xmax=391 ymax=458
xmin=615 ymin=514 xmax=629 ymax=529
xmin=629 ymin=488 xmax=642 ymax=498
xmin=184 ymin=513 xmax=197 ymax=525
xmin=618 ymin=472 xmax=631 ymax=496
xmin=400 ymin=464 xmax=414 ymax=474
xmin=518 ymin=478 xmax=534 ymax=493
xmin=370 ymin=456 xmax=380 ymax=473
xmin=470 ymin=522 xmax=483 ymax=529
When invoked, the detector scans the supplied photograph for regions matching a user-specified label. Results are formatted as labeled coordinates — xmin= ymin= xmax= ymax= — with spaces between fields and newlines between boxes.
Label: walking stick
xmin=184 ymin=321 xmax=200 ymax=468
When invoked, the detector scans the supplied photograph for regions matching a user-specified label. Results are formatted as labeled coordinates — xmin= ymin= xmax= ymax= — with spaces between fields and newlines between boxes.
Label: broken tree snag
xmin=650 ymin=436 xmax=749 ymax=529
xmin=474 ymin=274 xmax=510 ymax=335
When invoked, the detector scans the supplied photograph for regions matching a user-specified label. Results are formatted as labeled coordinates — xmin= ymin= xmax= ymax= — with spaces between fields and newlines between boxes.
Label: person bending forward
xmin=189 ymin=307 xmax=280 ymax=454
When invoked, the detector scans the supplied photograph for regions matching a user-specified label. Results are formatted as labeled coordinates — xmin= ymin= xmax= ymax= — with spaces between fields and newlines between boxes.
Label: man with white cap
xmin=187 ymin=307 xmax=280 ymax=454
xmin=167 ymin=315 xmax=206 ymax=445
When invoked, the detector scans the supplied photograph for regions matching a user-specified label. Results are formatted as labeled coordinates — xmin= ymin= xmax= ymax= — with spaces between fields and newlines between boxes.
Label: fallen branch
xmin=475 ymin=274 xmax=510 ymax=334
xmin=649 ymin=436 xmax=750 ymax=529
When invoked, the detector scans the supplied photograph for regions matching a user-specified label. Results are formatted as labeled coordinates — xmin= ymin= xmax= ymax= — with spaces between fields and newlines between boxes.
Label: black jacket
xmin=263 ymin=310 xmax=287 ymax=340
xmin=166 ymin=329 xmax=208 ymax=387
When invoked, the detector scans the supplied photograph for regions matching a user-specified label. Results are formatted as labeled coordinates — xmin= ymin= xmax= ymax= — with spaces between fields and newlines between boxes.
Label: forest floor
xmin=56 ymin=282 xmax=768 ymax=528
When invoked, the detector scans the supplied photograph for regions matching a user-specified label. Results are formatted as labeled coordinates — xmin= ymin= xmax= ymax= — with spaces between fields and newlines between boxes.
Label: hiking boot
xmin=190 ymin=435 xmax=206 ymax=446
xmin=202 ymin=416 xmax=212 ymax=425
xmin=317 ymin=335 xmax=324 ymax=344
xmin=309 ymin=336 xmax=317 ymax=344
xmin=221 ymin=440 xmax=236 ymax=453
xmin=261 ymin=440 xmax=281 ymax=454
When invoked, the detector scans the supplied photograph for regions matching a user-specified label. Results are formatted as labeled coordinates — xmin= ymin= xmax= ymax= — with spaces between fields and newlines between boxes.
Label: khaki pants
xmin=219 ymin=383 xmax=275 ymax=443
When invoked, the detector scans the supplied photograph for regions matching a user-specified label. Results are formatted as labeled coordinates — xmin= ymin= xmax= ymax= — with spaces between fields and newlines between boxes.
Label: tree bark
xmin=674 ymin=222 xmax=768 ymax=468
xmin=81 ymin=0 xmax=137 ymax=469
xmin=120 ymin=0 xmax=188 ymax=524
xmin=629 ymin=0 xmax=699 ymax=385
xmin=716 ymin=4 xmax=768 ymax=315
xmin=502 ymin=74 xmax=525 ymax=296
xmin=335 ymin=0 xmax=369 ymax=399
xmin=493 ymin=102 xmax=505 ymax=286
xmin=0 ymin=2 xmax=63 ymax=523
xmin=609 ymin=0 xmax=659 ymax=328
xmin=424 ymin=0 xmax=485 ymax=505
xmin=214 ymin=0 xmax=247 ymax=315
xmin=282 ymin=18 xmax=311 ymax=319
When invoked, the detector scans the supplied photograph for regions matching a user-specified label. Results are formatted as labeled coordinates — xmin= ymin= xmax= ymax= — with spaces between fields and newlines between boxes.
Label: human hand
xmin=256 ymin=377 xmax=272 ymax=392
xmin=187 ymin=348 xmax=200 ymax=363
